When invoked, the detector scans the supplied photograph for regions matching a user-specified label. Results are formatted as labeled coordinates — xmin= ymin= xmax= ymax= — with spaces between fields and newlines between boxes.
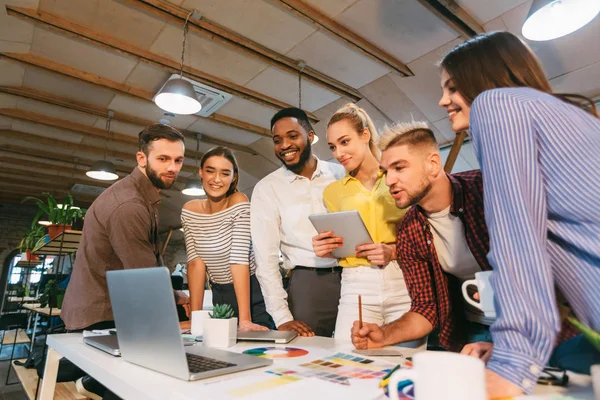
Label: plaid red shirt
xmin=396 ymin=170 xmax=576 ymax=352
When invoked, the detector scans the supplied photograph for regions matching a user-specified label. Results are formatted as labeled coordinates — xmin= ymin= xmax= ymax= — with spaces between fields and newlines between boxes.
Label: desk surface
xmin=22 ymin=303 xmax=61 ymax=316
xmin=47 ymin=334 xmax=594 ymax=400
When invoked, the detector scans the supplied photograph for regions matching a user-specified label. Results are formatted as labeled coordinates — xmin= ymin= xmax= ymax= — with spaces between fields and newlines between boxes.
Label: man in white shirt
xmin=251 ymin=108 xmax=345 ymax=337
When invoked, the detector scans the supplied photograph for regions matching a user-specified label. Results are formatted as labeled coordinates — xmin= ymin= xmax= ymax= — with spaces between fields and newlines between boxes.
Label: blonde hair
xmin=378 ymin=121 xmax=437 ymax=152
xmin=327 ymin=103 xmax=381 ymax=160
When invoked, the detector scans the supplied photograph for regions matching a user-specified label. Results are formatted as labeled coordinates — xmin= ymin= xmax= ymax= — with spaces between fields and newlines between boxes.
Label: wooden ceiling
xmin=1 ymin=0 xmax=599 ymax=231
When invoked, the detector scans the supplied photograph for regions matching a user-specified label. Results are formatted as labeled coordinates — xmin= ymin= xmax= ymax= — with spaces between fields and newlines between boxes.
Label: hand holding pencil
xmin=351 ymin=294 xmax=386 ymax=349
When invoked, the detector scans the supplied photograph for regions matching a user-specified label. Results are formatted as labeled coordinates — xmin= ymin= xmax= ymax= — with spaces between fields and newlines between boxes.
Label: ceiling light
xmin=38 ymin=220 xmax=51 ymax=226
xmin=154 ymin=12 xmax=201 ymax=115
xmin=182 ymin=133 xmax=205 ymax=196
xmin=88 ymin=111 xmax=119 ymax=181
xmin=182 ymin=175 xmax=205 ymax=196
xmin=522 ymin=0 xmax=600 ymax=41
xmin=87 ymin=160 xmax=119 ymax=181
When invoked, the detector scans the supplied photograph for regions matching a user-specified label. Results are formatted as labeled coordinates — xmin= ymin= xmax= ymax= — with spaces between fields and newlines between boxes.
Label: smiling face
xmin=199 ymin=155 xmax=236 ymax=198
xmin=327 ymin=119 xmax=370 ymax=173
xmin=380 ymin=144 xmax=435 ymax=209
xmin=439 ymin=69 xmax=471 ymax=133
xmin=272 ymin=116 xmax=313 ymax=173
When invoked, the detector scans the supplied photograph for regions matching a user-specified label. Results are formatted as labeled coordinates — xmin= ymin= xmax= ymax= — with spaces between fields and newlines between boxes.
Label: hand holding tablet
xmin=309 ymin=210 xmax=373 ymax=259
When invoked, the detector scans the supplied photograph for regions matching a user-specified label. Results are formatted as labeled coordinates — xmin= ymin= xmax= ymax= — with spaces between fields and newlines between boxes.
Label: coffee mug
xmin=191 ymin=310 xmax=211 ymax=336
xmin=461 ymin=270 xmax=496 ymax=318
xmin=388 ymin=352 xmax=486 ymax=400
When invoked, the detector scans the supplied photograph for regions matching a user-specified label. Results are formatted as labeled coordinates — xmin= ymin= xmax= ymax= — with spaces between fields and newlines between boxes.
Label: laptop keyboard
xmin=186 ymin=353 xmax=236 ymax=374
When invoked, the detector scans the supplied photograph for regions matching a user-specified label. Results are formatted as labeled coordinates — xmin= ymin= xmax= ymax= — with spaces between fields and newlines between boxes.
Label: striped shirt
xmin=181 ymin=202 xmax=256 ymax=285
xmin=470 ymin=87 xmax=600 ymax=393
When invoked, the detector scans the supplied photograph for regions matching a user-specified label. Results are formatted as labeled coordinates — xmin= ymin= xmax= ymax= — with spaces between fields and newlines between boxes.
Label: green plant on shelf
xmin=209 ymin=304 xmax=235 ymax=319
xmin=18 ymin=223 xmax=45 ymax=253
xmin=22 ymin=193 xmax=86 ymax=226
xmin=15 ymin=284 xmax=30 ymax=298
xmin=39 ymin=279 xmax=66 ymax=308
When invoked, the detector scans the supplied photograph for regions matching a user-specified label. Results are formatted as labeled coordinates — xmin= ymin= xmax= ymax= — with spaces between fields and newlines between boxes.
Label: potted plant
xmin=203 ymin=304 xmax=237 ymax=348
xmin=22 ymin=193 xmax=86 ymax=239
xmin=569 ymin=318 xmax=600 ymax=396
xmin=39 ymin=279 xmax=66 ymax=309
xmin=18 ymin=224 xmax=45 ymax=261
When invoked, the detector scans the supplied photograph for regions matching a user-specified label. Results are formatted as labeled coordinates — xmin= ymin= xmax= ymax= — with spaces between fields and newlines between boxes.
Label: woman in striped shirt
xmin=181 ymin=146 xmax=273 ymax=331
xmin=439 ymin=31 xmax=600 ymax=397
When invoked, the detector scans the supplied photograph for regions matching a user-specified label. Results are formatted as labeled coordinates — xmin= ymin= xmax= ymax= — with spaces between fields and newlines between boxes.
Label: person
xmin=350 ymin=121 xmax=499 ymax=358
xmin=312 ymin=104 xmax=410 ymax=341
xmin=251 ymin=107 xmax=345 ymax=337
xmin=61 ymin=124 xmax=188 ymax=399
xmin=180 ymin=146 xmax=273 ymax=331
xmin=439 ymin=31 xmax=600 ymax=397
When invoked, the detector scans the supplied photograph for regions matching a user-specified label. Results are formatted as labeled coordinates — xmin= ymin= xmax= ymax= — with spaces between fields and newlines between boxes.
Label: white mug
xmin=461 ymin=270 xmax=496 ymax=318
xmin=191 ymin=310 xmax=211 ymax=336
xmin=388 ymin=352 xmax=486 ymax=400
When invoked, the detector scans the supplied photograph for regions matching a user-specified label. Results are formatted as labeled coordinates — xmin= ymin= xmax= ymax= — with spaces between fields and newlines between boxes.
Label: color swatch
xmin=243 ymin=347 xmax=309 ymax=359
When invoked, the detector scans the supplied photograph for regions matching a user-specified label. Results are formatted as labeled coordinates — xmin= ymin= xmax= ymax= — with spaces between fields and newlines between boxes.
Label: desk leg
xmin=30 ymin=314 xmax=39 ymax=349
xmin=39 ymin=347 xmax=60 ymax=400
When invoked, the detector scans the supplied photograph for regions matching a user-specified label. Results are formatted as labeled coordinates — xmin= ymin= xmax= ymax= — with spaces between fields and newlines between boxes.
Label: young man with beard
xmin=351 ymin=122 xmax=577 ymax=360
xmin=251 ymin=108 xmax=345 ymax=337
xmin=61 ymin=124 xmax=187 ymax=399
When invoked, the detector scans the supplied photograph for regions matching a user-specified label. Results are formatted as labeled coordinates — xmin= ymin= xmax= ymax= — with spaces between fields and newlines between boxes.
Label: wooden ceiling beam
xmin=123 ymin=0 xmax=361 ymax=102
xmin=6 ymin=6 xmax=317 ymax=122
xmin=266 ymin=0 xmax=412 ymax=76
xmin=0 ymin=52 xmax=271 ymax=138
xmin=416 ymin=0 xmax=484 ymax=39
xmin=0 ymin=86 xmax=258 ymax=155
xmin=0 ymin=108 xmax=202 ymax=166
xmin=0 ymin=167 xmax=111 ymax=189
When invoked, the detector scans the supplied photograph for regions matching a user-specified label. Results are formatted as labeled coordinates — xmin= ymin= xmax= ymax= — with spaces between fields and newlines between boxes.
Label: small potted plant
xmin=203 ymin=304 xmax=237 ymax=348
xmin=22 ymin=193 xmax=86 ymax=239
xmin=18 ymin=224 xmax=45 ymax=261
xmin=569 ymin=318 xmax=600 ymax=396
xmin=39 ymin=279 xmax=66 ymax=309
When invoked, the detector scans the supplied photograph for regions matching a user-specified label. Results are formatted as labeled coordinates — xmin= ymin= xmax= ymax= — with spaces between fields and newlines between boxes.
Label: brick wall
xmin=0 ymin=203 xmax=38 ymax=277
xmin=161 ymin=233 xmax=187 ymax=272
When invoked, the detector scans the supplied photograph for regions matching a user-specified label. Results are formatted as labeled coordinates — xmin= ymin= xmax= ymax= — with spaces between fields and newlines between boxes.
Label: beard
xmin=146 ymin=161 xmax=176 ymax=190
xmin=396 ymin=177 xmax=432 ymax=209
xmin=277 ymin=139 xmax=312 ymax=174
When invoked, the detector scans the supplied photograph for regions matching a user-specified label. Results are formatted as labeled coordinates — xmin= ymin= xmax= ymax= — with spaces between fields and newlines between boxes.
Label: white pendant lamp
xmin=154 ymin=12 xmax=201 ymax=115
xmin=522 ymin=0 xmax=600 ymax=41
xmin=182 ymin=134 xmax=205 ymax=196
xmin=87 ymin=111 xmax=119 ymax=181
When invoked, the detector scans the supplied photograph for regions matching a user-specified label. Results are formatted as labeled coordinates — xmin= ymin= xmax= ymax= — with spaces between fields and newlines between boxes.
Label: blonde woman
xmin=312 ymin=104 xmax=410 ymax=340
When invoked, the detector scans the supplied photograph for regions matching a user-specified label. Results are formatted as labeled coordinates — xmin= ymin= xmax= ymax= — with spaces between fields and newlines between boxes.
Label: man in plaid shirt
xmin=351 ymin=122 xmax=575 ymax=361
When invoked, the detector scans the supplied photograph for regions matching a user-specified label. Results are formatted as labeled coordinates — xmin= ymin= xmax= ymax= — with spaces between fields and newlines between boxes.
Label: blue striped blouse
xmin=470 ymin=87 xmax=600 ymax=393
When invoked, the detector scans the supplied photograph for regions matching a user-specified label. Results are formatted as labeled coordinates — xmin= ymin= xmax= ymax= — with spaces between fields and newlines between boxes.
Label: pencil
xmin=358 ymin=294 xmax=363 ymax=329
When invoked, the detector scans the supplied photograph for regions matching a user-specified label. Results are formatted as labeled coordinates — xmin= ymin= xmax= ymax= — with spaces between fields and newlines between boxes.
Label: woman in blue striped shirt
xmin=439 ymin=31 xmax=600 ymax=397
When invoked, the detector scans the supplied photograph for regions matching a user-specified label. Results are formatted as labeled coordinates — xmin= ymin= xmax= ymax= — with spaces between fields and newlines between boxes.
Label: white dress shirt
xmin=251 ymin=157 xmax=345 ymax=327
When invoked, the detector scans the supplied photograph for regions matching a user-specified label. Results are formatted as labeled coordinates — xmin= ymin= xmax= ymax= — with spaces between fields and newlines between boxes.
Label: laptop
xmin=237 ymin=330 xmax=297 ymax=344
xmin=84 ymin=333 xmax=120 ymax=356
xmin=105 ymin=267 xmax=272 ymax=381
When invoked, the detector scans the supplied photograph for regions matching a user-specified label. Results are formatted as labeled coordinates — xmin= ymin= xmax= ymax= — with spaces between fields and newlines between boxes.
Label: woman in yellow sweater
xmin=312 ymin=104 xmax=410 ymax=340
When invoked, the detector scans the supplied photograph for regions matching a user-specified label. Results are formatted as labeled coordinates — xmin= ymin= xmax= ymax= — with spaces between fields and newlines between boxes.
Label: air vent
xmin=155 ymin=74 xmax=233 ymax=117
xmin=71 ymin=184 xmax=106 ymax=196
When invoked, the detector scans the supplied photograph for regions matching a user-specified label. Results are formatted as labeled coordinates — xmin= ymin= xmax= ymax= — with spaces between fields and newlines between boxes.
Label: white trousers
xmin=333 ymin=260 xmax=411 ymax=341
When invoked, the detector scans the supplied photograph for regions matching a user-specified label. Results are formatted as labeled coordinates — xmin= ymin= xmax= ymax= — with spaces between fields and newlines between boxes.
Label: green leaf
xmin=569 ymin=317 xmax=600 ymax=352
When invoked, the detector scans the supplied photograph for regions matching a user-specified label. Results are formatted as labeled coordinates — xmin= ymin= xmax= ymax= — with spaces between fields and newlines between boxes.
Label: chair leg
xmin=5 ymin=327 xmax=20 ymax=385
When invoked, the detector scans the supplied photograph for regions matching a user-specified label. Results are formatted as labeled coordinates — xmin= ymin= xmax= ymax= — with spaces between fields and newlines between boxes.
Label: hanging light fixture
xmin=182 ymin=134 xmax=205 ymax=196
xmin=154 ymin=12 xmax=201 ymax=115
xmin=87 ymin=111 xmax=119 ymax=181
xmin=522 ymin=0 xmax=600 ymax=41
xmin=297 ymin=61 xmax=319 ymax=144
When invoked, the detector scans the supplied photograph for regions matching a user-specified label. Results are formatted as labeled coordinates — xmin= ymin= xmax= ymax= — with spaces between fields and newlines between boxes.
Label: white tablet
xmin=309 ymin=210 xmax=373 ymax=259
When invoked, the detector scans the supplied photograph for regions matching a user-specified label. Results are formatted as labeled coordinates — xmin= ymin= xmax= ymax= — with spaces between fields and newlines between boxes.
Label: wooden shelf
xmin=33 ymin=230 xmax=82 ymax=256
xmin=16 ymin=261 xmax=42 ymax=268
xmin=22 ymin=304 xmax=61 ymax=316
xmin=11 ymin=360 xmax=86 ymax=400
xmin=2 ymin=329 xmax=30 ymax=345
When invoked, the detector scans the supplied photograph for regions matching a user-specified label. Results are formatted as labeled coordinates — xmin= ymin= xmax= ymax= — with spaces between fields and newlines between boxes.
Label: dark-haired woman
xmin=439 ymin=31 xmax=600 ymax=397
xmin=181 ymin=147 xmax=273 ymax=331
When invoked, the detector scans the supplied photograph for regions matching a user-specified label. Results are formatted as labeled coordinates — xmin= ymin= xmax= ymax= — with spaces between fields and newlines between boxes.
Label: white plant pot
xmin=592 ymin=364 xmax=600 ymax=398
xmin=203 ymin=317 xmax=237 ymax=348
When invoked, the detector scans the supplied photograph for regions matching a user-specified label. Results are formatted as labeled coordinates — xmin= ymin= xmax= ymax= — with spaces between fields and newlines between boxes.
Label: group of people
xmin=60 ymin=31 xmax=599 ymax=399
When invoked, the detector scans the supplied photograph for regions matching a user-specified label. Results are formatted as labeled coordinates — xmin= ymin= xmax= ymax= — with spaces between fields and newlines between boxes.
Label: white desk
xmin=40 ymin=334 xmax=595 ymax=400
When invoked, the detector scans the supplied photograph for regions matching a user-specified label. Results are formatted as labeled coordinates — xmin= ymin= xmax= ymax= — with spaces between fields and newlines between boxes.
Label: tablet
xmin=309 ymin=210 xmax=373 ymax=259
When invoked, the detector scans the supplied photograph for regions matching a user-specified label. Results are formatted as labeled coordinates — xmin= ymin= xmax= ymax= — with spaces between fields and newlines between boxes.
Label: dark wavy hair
xmin=440 ymin=31 xmax=597 ymax=117
xmin=138 ymin=124 xmax=185 ymax=155
xmin=200 ymin=146 xmax=239 ymax=197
